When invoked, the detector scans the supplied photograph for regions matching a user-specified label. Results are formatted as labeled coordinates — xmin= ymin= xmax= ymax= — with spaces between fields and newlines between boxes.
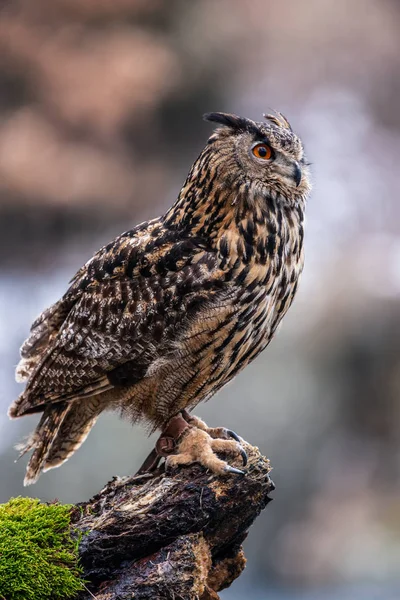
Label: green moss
xmin=0 ymin=497 xmax=84 ymax=600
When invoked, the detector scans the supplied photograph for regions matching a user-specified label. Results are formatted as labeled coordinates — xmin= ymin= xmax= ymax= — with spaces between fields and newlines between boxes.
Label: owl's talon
xmin=226 ymin=429 xmax=241 ymax=443
xmin=224 ymin=465 xmax=245 ymax=475
xmin=164 ymin=426 xmax=247 ymax=476
xmin=239 ymin=447 xmax=248 ymax=466
xmin=138 ymin=412 xmax=247 ymax=477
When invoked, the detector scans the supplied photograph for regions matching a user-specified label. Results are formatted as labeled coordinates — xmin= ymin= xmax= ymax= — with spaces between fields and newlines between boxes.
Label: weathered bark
xmin=72 ymin=440 xmax=274 ymax=599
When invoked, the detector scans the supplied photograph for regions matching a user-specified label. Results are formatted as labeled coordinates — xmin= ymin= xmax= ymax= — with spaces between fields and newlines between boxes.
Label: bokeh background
xmin=1 ymin=1 xmax=400 ymax=598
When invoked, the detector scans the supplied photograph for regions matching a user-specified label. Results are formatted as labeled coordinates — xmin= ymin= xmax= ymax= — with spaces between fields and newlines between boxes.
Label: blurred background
xmin=1 ymin=1 xmax=400 ymax=598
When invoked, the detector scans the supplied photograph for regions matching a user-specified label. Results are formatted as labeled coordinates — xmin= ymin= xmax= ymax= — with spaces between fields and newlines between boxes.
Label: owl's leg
xmin=135 ymin=411 xmax=247 ymax=476
xmin=180 ymin=409 xmax=242 ymax=443
xmin=135 ymin=413 xmax=192 ymax=475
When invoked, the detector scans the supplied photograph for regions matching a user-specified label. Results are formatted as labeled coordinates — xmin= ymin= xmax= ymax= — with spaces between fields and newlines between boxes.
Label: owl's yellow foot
xmin=135 ymin=411 xmax=247 ymax=476
xmin=166 ymin=426 xmax=247 ymax=475
xmin=163 ymin=410 xmax=247 ymax=475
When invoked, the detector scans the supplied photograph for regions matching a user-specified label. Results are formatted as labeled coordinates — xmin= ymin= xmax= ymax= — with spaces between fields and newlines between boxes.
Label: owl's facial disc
xmin=249 ymin=139 xmax=302 ymax=188
xmin=204 ymin=112 xmax=311 ymax=203
xmin=236 ymin=132 xmax=305 ymax=197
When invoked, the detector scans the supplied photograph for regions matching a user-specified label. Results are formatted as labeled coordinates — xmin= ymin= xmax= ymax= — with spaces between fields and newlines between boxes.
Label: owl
xmin=9 ymin=112 xmax=311 ymax=485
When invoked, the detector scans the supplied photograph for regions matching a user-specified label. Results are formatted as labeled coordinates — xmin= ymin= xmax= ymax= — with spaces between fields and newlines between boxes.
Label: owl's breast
xmin=220 ymin=234 xmax=304 ymax=380
xmin=125 ymin=254 xmax=303 ymax=426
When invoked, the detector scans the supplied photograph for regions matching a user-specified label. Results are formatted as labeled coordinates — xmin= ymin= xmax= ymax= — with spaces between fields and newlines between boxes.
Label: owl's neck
xmin=163 ymin=143 xmax=231 ymax=236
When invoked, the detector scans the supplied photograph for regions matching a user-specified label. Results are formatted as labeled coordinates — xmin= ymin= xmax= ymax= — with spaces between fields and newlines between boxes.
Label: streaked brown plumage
xmin=9 ymin=111 xmax=311 ymax=485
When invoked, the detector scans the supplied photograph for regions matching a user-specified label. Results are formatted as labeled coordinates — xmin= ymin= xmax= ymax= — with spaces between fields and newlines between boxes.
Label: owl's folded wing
xmin=10 ymin=257 xmax=228 ymax=418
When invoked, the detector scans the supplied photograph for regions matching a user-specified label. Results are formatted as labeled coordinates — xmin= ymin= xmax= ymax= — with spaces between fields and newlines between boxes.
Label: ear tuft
xmin=203 ymin=112 xmax=261 ymax=137
xmin=203 ymin=112 xmax=244 ymax=129
xmin=263 ymin=111 xmax=293 ymax=131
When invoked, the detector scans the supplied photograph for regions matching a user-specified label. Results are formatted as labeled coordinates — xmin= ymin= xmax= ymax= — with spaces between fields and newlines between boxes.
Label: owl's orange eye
xmin=252 ymin=143 xmax=273 ymax=160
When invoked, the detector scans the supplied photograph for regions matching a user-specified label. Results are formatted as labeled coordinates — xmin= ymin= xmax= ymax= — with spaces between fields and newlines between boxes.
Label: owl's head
xmin=204 ymin=112 xmax=311 ymax=207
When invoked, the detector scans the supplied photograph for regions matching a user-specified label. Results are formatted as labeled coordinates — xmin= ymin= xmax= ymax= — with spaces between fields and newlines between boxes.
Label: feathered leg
xmin=136 ymin=410 xmax=247 ymax=476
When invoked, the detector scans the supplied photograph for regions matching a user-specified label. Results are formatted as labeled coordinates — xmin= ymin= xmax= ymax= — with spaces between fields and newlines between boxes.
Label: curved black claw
xmin=224 ymin=465 xmax=245 ymax=475
xmin=226 ymin=429 xmax=241 ymax=442
xmin=226 ymin=430 xmax=247 ymax=465
xmin=239 ymin=447 xmax=248 ymax=466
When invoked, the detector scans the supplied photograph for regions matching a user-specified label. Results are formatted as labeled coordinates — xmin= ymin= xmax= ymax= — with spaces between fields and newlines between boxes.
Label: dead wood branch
xmin=72 ymin=440 xmax=274 ymax=599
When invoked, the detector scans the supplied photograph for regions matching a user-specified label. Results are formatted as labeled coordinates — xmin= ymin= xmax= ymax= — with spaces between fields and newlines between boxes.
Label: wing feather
xmin=11 ymin=249 xmax=226 ymax=418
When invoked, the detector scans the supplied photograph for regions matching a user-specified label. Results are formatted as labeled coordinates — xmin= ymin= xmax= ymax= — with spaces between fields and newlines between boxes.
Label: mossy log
xmin=73 ymin=439 xmax=274 ymax=599
xmin=0 ymin=440 xmax=273 ymax=600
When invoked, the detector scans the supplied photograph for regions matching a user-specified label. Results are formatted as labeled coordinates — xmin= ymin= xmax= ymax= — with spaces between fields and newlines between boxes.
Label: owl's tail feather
xmin=23 ymin=402 xmax=70 ymax=486
xmin=42 ymin=398 xmax=103 ymax=474
xmin=22 ymin=397 xmax=104 ymax=486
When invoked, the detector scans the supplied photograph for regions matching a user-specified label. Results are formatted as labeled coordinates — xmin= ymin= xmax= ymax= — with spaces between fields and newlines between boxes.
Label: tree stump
xmin=71 ymin=439 xmax=274 ymax=599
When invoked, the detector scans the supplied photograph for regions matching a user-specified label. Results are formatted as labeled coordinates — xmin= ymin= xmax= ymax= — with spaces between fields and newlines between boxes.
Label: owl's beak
xmin=293 ymin=162 xmax=302 ymax=187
